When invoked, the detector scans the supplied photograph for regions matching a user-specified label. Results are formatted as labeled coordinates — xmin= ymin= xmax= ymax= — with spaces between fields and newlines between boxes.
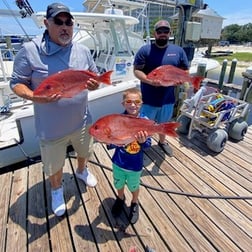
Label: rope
xmin=85 ymin=159 xmax=252 ymax=200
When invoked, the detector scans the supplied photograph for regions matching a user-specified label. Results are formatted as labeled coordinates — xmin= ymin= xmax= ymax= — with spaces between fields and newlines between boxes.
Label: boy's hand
xmin=135 ymin=130 xmax=148 ymax=144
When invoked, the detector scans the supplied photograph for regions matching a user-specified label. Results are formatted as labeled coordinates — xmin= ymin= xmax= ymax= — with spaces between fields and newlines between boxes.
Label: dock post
xmin=227 ymin=58 xmax=237 ymax=83
xmin=218 ymin=59 xmax=228 ymax=90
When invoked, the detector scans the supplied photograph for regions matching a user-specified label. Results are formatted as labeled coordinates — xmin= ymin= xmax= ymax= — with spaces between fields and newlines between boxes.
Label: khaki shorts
xmin=40 ymin=125 xmax=93 ymax=176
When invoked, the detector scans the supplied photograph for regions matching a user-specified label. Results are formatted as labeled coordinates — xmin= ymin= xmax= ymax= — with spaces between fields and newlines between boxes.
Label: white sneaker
xmin=76 ymin=168 xmax=97 ymax=187
xmin=51 ymin=186 xmax=66 ymax=216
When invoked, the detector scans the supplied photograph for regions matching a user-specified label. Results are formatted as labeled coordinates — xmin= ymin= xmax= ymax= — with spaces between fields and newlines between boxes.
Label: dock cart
xmin=177 ymin=85 xmax=249 ymax=153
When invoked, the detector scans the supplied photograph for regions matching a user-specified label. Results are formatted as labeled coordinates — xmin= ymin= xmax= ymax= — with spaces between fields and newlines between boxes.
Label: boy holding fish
xmin=9 ymin=3 xmax=100 ymax=217
xmin=133 ymin=20 xmax=189 ymax=156
xmin=107 ymin=88 xmax=151 ymax=224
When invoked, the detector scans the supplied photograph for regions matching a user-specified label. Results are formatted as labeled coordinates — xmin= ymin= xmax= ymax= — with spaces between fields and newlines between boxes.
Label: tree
xmin=221 ymin=23 xmax=252 ymax=43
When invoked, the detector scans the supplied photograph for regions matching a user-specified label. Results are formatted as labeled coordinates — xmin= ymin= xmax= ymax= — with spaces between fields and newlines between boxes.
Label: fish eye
xmin=45 ymin=84 xmax=52 ymax=90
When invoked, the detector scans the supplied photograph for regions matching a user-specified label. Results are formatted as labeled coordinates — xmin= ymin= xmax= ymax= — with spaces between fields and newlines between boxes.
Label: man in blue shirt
xmin=133 ymin=20 xmax=189 ymax=156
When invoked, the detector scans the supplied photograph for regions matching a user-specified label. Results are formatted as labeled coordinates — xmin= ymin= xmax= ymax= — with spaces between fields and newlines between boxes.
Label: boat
xmin=0 ymin=1 xmax=220 ymax=169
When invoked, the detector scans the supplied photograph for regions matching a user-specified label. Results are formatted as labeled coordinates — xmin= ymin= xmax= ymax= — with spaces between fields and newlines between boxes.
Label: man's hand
xmin=87 ymin=78 xmax=99 ymax=91
xmin=32 ymin=93 xmax=61 ymax=103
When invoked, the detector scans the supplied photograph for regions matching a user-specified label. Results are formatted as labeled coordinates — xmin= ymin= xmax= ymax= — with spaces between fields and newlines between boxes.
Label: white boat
xmin=0 ymin=4 xmax=220 ymax=169
xmin=0 ymin=9 xmax=141 ymax=168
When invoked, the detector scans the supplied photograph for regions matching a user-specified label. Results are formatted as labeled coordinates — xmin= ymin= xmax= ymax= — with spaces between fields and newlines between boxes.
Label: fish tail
xmin=157 ymin=122 xmax=180 ymax=137
xmin=99 ymin=70 xmax=113 ymax=85
xmin=191 ymin=76 xmax=204 ymax=90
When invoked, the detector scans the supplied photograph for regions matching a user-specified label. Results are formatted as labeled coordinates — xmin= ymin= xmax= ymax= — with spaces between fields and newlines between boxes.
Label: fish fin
xmin=99 ymin=70 xmax=113 ymax=85
xmin=191 ymin=76 xmax=204 ymax=90
xmin=158 ymin=122 xmax=180 ymax=137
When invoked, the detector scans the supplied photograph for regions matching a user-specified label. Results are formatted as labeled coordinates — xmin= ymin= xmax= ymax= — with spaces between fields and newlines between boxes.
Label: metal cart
xmin=177 ymin=85 xmax=249 ymax=152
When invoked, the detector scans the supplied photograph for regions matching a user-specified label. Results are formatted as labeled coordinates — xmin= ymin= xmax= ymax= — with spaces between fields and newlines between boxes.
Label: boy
xmin=107 ymin=88 xmax=151 ymax=224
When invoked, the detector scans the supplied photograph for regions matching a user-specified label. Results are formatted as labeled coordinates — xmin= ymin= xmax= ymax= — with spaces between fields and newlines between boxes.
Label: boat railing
xmin=0 ymin=49 xmax=8 ymax=82
xmin=0 ymin=93 xmax=11 ymax=114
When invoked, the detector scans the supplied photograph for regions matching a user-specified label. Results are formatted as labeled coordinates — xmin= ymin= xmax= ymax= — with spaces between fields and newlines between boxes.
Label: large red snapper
xmin=147 ymin=65 xmax=203 ymax=90
xmin=33 ymin=69 xmax=113 ymax=98
xmin=89 ymin=114 xmax=180 ymax=145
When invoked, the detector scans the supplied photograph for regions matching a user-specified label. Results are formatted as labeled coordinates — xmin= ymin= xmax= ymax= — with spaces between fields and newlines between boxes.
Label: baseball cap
xmin=154 ymin=20 xmax=171 ymax=31
xmin=46 ymin=3 xmax=74 ymax=19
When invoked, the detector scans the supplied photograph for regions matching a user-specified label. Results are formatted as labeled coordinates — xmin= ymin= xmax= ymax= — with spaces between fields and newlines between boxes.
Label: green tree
xmin=221 ymin=23 xmax=252 ymax=43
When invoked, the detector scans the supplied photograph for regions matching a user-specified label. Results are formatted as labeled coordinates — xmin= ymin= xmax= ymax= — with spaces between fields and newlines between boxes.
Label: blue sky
xmin=0 ymin=1 xmax=85 ymax=35
xmin=205 ymin=0 xmax=252 ymax=27
xmin=0 ymin=0 xmax=251 ymax=36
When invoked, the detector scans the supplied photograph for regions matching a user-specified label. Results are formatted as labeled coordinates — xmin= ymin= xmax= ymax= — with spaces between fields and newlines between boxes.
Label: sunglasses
xmin=53 ymin=17 xmax=73 ymax=27
xmin=156 ymin=28 xmax=170 ymax=35
xmin=124 ymin=99 xmax=142 ymax=105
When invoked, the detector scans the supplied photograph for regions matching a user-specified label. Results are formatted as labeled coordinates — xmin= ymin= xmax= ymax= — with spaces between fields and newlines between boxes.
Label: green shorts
xmin=40 ymin=124 xmax=93 ymax=176
xmin=112 ymin=163 xmax=142 ymax=192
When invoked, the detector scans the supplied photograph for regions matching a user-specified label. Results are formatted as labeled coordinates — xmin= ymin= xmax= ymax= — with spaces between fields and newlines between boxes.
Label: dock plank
xmin=6 ymin=168 xmax=28 ymax=251
xmin=0 ymin=171 xmax=12 ymax=252
xmin=27 ymin=163 xmax=50 ymax=251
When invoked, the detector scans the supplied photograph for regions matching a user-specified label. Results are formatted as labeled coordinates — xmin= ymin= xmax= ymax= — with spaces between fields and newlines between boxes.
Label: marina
xmin=0 ymin=1 xmax=251 ymax=251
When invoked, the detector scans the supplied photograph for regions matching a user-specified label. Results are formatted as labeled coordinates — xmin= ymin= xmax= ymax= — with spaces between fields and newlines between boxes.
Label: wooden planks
xmin=0 ymin=126 xmax=251 ymax=251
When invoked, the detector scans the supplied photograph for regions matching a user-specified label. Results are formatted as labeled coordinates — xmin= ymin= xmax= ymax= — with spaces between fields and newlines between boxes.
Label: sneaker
xmin=158 ymin=141 xmax=173 ymax=157
xmin=76 ymin=168 xmax=97 ymax=187
xmin=51 ymin=186 xmax=65 ymax=216
xmin=129 ymin=202 xmax=139 ymax=224
xmin=111 ymin=196 xmax=125 ymax=217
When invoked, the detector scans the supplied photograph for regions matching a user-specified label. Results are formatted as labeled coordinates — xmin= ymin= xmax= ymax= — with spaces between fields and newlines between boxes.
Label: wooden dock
xmin=0 ymin=126 xmax=251 ymax=252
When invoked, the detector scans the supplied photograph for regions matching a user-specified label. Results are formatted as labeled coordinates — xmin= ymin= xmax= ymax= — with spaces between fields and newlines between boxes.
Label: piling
xmin=218 ymin=59 xmax=228 ymax=90
xmin=227 ymin=59 xmax=237 ymax=83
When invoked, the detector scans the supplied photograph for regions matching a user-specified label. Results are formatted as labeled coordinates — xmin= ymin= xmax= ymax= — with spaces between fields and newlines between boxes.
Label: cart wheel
xmin=207 ymin=129 xmax=228 ymax=153
xmin=177 ymin=115 xmax=191 ymax=134
xmin=228 ymin=119 xmax=248 ymax=140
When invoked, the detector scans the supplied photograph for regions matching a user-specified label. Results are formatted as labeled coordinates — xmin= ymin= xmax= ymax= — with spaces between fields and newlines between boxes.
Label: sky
xmin=0 ymin=0 xmax=252 ymax=36
xmin=0 ymin=0 xmax=86 ymax=36
xmin=204 ymin=0 xmax=252 ymax=27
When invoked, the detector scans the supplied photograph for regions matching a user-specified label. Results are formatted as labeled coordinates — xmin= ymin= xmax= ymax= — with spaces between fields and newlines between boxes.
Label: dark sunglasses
xmin=53 ymin=17 xmax=73 ymax=27
xmin=156 ymin=28 xmax=170 ymax=35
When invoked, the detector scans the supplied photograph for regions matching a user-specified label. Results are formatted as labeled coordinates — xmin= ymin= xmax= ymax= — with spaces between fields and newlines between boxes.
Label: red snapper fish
xmin=147 ymin=65 xmax=203 ymax=90
xmin=89 ymin=114 xmax=180 ymax=145
xmin=33 ymin=69 xmax=113 ymax=98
